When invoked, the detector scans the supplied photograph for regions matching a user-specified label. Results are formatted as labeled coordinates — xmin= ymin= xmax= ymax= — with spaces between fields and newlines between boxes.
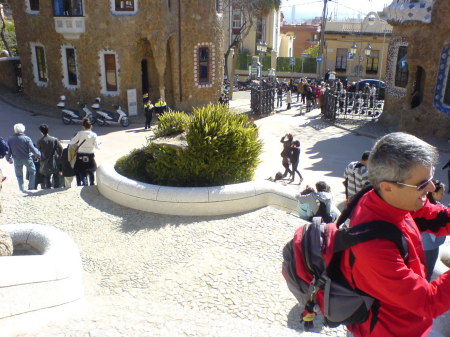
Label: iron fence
xmin=250 ymin=81 xmax=275 ymax=115
xmin=323 ymin=90 xmax=384 ymax=121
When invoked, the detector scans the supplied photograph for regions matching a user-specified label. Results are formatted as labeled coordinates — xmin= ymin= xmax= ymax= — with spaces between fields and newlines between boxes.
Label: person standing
xmin=338 ymin=132 xmax=450 ymax=337
xmin=276 ymin=85 xmax=283 ymax=108
xmin=69 ymin=118 xmax=99 ymax=186
xmin=36 ymin=124 xmax=63 ymax=189
xmin=5 ymin=123 xmax=40 ymax=192
xmin=154 ymin=97 xmax=168 ymax=118
xmin=421 ymin=180 xmax=447 ymax=281
xmin=280 ymin=133 xmax=293 ymax=178
xmin=144 ymin=99 xmax=154 ymax=130
xmin=343 ymin=151 xmax=370 ymax=205
xmin=290 ymin=140 xmax=303 ymax=184
xmin=285 ymin=89 xmax=292 ymax=110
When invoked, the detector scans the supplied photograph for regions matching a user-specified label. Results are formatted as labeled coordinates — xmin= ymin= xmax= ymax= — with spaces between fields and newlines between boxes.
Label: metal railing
xmin=250 ymin=81 xmax=275 ymax=115
xmin=323 ymin=90 xmax=384 ymax=121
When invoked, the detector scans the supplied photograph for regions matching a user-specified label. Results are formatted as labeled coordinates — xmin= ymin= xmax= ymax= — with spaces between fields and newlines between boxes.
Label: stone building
xmin=323 ymin=13 xmax=392 ymax=82
xmin=380 ymin=0 xmax=450 ymax=138
xmin=9 ymin=0 xmax=224 ymax=115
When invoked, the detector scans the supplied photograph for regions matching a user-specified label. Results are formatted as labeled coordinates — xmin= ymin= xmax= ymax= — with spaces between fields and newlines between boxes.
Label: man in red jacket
xmin=341 ymin=132 xmax=450 ymax=337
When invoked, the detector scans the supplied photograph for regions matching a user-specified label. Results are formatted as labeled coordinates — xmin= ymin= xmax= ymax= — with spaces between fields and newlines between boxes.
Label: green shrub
xmin=115 ymin=146 xmax=156 ymax=183
xmin=116 ymin=104 xmax=263 ymax=187
xmin=184 ymin=104 xmax=262 ymax=186
xmin=154 ymin=111 xmax=190 ymax=138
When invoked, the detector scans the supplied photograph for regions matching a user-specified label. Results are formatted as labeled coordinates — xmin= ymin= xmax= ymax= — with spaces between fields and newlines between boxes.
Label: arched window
xmin=434 ymin=44 xmax=450 ymax=115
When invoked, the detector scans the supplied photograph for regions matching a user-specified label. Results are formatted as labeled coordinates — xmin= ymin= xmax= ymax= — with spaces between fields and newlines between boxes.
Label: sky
xmin=281 ymin=0 xmax=393 ymax=21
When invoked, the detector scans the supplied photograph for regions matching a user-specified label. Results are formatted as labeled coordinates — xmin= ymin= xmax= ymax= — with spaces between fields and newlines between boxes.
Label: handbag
xmin=68 ymin=139 xmax=86 ymax=168
xmin=39 ymin=139 xmax=59 ymax=176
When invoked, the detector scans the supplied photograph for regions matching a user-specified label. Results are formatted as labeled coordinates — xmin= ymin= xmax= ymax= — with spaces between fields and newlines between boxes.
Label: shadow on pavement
xmin=78 ymin=186 xmax=249 ymax=233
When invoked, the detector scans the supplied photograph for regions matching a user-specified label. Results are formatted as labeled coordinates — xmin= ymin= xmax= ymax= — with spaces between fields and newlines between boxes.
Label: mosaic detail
xmin=434 ymin=44 xmax=450 ymax=115
xmin=385 ymin=36 xmax=408 ymax=98
xmin=194 ymin=42 xmax=216 ymax=89
xmin=383 ymin=0 xmax=436 ymax=24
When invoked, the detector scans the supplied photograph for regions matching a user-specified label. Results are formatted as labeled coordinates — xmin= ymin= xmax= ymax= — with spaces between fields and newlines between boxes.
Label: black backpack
xmin=0 ymin=137 xmax=9 ymax=159
xmin=315 ymin=200 xmax=333 ymax=223
xmin=282 ymin=186 xmax=409 ymax=331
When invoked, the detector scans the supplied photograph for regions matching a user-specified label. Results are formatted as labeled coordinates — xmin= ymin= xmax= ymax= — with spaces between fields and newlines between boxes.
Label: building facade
xmin=323 ymin=13 xmax=392 ymax=82
xmin=280 ymin=24 xmax=320 ymax=57
xmin=379 ymin=0 xmax=449 ymax=138
xmin=10 ymin=0 xmax=224 ymax=115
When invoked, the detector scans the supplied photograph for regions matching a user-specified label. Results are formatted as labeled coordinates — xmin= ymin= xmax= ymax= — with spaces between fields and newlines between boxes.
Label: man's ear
xmin=379 ymin=181 xmax=393 ymax=194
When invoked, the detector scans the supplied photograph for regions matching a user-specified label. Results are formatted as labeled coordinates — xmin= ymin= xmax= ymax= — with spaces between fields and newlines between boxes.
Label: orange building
xmin=280 ymin=23 xmax=320 ymax=57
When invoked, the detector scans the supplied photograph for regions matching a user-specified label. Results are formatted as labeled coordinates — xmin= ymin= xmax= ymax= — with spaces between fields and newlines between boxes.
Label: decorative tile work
xmin=385 ymin=36 xmax=408 ymax=97
xmin=194 ymin=42 xmax=216 ymax=89
xmin=434 ymin=44 xmax=450 ymax=115
xmin=383 ymin=0 xmax=436 ymax=24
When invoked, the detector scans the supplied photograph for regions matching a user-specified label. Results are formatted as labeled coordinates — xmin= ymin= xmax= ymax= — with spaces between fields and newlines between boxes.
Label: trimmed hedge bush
xmin=115 ymin=104 xmax=263 ymax=187
xmin=154 ymin=111 xmax=190 ymax=138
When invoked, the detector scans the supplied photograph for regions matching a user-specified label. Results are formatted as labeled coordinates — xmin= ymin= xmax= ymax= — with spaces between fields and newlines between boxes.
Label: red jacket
xmin=341 ymin=190 xmax=450 ymax=336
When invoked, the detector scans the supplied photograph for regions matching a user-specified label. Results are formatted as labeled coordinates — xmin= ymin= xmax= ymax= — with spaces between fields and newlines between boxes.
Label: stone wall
xmin=9 ymin=0 xmax=223 ymax=116
xmin=0 ymin=57 xmax=20 ymax=91
xmin=380 ymin=0 xmax=450 ymax=139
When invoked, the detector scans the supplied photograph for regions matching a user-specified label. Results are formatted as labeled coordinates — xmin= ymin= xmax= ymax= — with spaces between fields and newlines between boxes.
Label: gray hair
xmin=368 ymin=132 xmax=438 ymax=190
xmin=13 ymin=123 xmax=25 ymax=134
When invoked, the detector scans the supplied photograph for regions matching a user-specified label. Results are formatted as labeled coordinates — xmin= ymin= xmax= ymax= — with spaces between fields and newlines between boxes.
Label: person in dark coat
xmin=144 ymin=100 xmax=154 ymax=130
xmin=36 ymin=124 xmax=63 ymax=189
xmin=290 ymin=140 xmax=303 ymax=184
xmin=280 ymin=133 xmax=293 ymax=178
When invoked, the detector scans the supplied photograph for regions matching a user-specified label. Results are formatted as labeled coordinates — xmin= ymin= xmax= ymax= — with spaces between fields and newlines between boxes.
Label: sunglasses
xmin=387 ymin=175 xmax=434 ymax=191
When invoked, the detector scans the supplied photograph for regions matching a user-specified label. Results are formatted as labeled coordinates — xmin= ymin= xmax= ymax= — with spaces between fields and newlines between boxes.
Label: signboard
xmin=127 ymin=89 xmax=137 ymax=116
xmin=348 ymin=52 xmax=354 ymax=60
xmin=301 ymin=53 xmax=311 ymax=58
xmin=289 ymin=57 xmax=296 ymax=66
xmin=316 ymin=56 xmax=323 ymax=63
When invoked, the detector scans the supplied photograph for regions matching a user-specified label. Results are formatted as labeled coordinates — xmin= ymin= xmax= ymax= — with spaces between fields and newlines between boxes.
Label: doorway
xmin=141 ymin=59 xmax=149 ymax=99
xmin=411 ymin=66 xmax=425 ymax=108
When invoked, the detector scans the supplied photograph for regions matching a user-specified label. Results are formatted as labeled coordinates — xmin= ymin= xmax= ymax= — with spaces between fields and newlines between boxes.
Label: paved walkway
xmin=0 ymin=86 xmax=449 ymax=336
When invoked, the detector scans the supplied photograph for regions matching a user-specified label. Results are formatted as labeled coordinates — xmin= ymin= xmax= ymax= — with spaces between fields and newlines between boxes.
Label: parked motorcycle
xmin=91 ymin=97 xmax=130 ymax=127
xmin=58 ymin=95 xmax=96 ymax=125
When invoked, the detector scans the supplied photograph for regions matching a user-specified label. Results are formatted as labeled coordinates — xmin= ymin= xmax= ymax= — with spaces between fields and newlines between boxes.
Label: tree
xmin=303 ymin=44 xmax=319 ymax=58
xmin=223 ymin=0 xmax=281 ymax=98
xmin=0 ymin=0 xmax=16 ymax=56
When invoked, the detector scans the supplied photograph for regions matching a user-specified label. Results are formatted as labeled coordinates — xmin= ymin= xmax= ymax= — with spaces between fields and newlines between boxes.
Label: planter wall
xmin=97 ymin=164 xmax=298 ymax=216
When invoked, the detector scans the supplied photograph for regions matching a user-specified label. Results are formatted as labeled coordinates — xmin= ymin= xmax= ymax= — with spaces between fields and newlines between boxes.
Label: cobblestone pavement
xmin=0 ymin=86 xmax=449 ymax=336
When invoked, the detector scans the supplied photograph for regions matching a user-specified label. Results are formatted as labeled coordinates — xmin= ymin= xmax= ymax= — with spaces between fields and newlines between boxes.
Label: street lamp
xmin=351 ymin=41 xmax=372 ymax=78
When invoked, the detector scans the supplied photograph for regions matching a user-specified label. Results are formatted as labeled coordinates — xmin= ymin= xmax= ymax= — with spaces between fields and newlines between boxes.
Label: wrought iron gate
xmin=250 ymin=80 xmax=275 ymax=115
xmin=323 ymin=90 xmax=384 ymax=121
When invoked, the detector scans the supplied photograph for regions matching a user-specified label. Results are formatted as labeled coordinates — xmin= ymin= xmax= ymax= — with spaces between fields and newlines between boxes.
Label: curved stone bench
xmin=97 ymin=164 xmax=298 ymax=216
xmin=0 ymin=223 xmax=83 ymax=320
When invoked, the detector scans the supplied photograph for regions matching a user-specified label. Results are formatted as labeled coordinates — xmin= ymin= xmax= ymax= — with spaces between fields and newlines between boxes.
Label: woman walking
xmin=70 ymin=118 xmax=99 ymax=186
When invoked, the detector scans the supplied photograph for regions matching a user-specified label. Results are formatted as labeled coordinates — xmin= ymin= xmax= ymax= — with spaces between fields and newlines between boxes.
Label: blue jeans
xmin=13 ymin=157 xmax=36 ymax=191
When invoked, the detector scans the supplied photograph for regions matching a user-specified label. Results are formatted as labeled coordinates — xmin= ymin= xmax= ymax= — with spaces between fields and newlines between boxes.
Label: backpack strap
xmin=333 ymin=221 xmax=408 ymax=261
xmin=336 ymin=185 xmax=373 ymax=227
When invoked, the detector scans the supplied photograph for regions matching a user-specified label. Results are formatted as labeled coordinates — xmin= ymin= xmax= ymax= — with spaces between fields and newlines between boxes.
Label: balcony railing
xmin=54 ymin=16 xmax=85 ymax=40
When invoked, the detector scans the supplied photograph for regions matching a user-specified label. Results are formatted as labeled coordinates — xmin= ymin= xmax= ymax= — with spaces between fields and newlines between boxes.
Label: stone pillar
xmin=150 ymin=33 xmax=168 ymax=100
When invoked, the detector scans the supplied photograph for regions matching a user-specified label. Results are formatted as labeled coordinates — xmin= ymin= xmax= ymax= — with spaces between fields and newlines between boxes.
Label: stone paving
xmin=0 ymin=86 xmax=449 ymax=336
